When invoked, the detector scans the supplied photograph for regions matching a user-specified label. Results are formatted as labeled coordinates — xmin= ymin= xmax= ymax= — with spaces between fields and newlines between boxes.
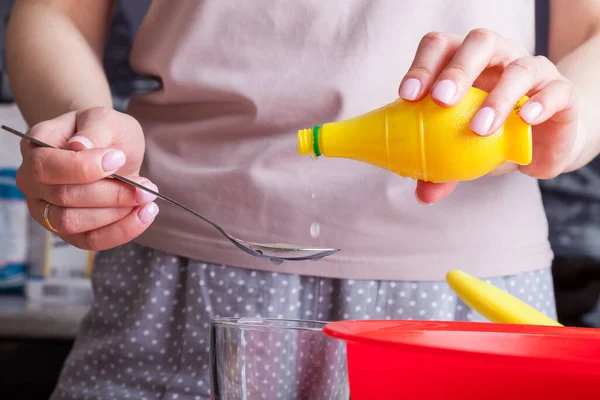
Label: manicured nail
xmin=399 ymin=78 xmax=421 ymax=101
xmin=519 ymin=101 xmax=543 ymax=123
xmin=102 ymin=150 xmax=126 ymax=172
xmin=470 ymin=107 xmax=496 ymax=136
xmin=136 ymin=181 xmax=158 ymax=204
xmin=138 ymin=202 xmax=159 ymax=224
xmin=431 ymin=80 xmax=457 ymax=104
xmin=66 ymin=136 xmax=93 ymax=151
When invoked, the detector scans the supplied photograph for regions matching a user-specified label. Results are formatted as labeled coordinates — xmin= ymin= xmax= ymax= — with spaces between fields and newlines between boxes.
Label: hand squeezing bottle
xmin=297 ymin=87 xmax=532 ymax=183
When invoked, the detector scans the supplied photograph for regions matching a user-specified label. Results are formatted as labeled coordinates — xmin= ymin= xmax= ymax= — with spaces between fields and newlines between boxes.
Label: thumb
xmin=415 ymin=181 xmax=458 ymax=205
xmin=65 ymin=132 xmax=95 ymax=151
xmin=64 ymin=107 xmax=141 ymax=152
xmin=65 ymin=125 xmax=122 ymax=152
xmin=62 ymin=108 xmax=144 ymax=176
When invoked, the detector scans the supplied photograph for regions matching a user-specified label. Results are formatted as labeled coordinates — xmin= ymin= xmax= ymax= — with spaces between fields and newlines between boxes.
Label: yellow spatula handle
xmin=446 ymin=270 xmax=562 ymax=326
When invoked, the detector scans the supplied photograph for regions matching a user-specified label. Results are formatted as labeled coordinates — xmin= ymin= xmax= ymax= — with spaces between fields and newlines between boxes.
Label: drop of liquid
xmin=310 ymin=222 xmax=321 ymax=239
xmin=311 ymin=192 xmax=316 ymax=200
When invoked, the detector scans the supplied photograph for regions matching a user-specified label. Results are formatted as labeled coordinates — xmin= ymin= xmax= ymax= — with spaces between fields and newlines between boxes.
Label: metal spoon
xmin=2 ymin=125 xmax=339 ymax=263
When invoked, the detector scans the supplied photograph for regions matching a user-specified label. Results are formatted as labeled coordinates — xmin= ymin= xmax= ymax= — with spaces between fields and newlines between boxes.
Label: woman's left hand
xmin=398 ymin=29 xmax=580 ymax=204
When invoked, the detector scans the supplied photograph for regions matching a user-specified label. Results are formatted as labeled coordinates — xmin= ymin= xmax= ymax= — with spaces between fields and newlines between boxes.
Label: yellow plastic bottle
xmin=298 ymin=87 xmax=532 ymax=183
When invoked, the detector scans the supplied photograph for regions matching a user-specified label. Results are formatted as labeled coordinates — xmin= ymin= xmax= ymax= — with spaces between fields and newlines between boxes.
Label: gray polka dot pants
xmin=51 ymin=242 xmax=556 ymax=400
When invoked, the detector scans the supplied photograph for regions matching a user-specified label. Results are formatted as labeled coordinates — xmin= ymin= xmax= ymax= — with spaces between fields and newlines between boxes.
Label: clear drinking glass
xmin=209 ymin=317 xmax=349 ymax=400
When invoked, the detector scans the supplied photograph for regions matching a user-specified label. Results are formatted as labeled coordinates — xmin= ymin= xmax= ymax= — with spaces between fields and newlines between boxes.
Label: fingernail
xmin=136 ymin=182 xmax=158 ymax=204
xmin=66 ymin=136 xmax=93 ymax=151
xmin=138 ymin=202 xmax=159 ymax=224
xmin=399 ymin=78 xmax=421 ymax=101
xmin=431 ymin=80 xmax=457 ymax=104
xmin=519 ymin=101 xmax=543 ymax=123
xmin=102 ymin=150 xmax=126 ymax=172
xmin=470 ymin=107 xmax=496 ymax=136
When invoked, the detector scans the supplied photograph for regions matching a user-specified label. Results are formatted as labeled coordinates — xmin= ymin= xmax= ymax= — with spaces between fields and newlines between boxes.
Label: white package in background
xmin=0 ymin=168 xmax=27 ymax=292
xmin=0 ymin=104 xmax=29 ymax=292
xmin=0 ymin=103 xmax=94 ymax=303
xmin=26 ymin=230 xmax=94 ymax=305
xmin=38 ymin=232 xmax=94 ymax=279
xmin=26 ymin=278 xmax=93 ymax=305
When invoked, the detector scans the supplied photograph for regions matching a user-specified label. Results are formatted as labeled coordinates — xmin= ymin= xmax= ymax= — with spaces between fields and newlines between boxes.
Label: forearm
xmin=6 ymin=0 xmax=114 ymax=126
xmin=554 ymin=29 xmax=600 ymax=172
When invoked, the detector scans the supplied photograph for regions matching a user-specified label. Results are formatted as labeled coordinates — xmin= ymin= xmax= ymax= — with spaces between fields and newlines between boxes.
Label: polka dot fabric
xmin=51 ymin=242 xmax=556 ymax=400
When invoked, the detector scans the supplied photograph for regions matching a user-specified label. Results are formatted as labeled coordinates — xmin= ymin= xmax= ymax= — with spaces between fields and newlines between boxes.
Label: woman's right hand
xmin=16 ymin=107 xmax=159 ymax=251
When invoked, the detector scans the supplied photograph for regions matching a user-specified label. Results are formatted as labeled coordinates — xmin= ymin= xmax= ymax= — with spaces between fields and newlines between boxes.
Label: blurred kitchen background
xmin=0 ymin=1 xmax=154 ymax=398
xmin=0 ymin=0 xmax=599 ymax=398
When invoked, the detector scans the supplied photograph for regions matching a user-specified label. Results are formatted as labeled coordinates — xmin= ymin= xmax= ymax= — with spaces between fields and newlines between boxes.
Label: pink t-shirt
xmin=129 ymin=0 xmax=553 ymax=281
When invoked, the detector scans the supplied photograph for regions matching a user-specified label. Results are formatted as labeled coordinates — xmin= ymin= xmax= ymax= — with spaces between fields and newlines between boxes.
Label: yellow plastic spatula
xmin=446 ymin=270 xmax=562 ymax=326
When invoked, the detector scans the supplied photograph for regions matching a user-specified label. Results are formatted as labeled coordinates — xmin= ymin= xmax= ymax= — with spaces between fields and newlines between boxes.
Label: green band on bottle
xmin=313 ymin=125 xmax=321 ymax=157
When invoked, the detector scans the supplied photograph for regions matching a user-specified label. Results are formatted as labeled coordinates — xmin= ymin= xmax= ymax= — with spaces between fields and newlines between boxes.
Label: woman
xmin=6 ymin=0 xmax=600 ymax=398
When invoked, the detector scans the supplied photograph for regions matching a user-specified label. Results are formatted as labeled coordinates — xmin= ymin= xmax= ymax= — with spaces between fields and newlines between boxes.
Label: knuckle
xmin=534 ymin=55 xmax=551 ymax=65
xmin=84 ymin=232 xmax=104 ymax=252
xmin=559 ymin=79 xmax=575 ymax=99
xmin=128 ymin=115 xmax=143 ymax=133
xmin=421 ymin=31 xmax=449 ymax=46
xmin=78 ymin=162 xmax=93 ymax=182
xmin=92 ymin=107 xmax=116 ymax=124
xmin=508 ymin=57 xmax=537 ymax=75
xmin=512 ymin=38 xmax=530 ymax=57
xmin=568 ymin=85 xmax=578 ymax=107
xmin=27 ymin=120 xmax=57 ymax=139
xmin=536 ymin=55 xmax=560 ymax=76
xmin=559 ymin=86 xmax=577 ymax=112
xmin=79 ymin=106 xmax=112 ymax=121
xmin=56 ymin=207 xmax=80 ymax=234
xmin=83 ymin=219 xmax=135 ymax=252
xmin=53 ymin=184 xmax=73 ymax=206
xmin=468 ymin=28 xmax=497 ymax=45
xmin=30 ymin=155 xmax=45 ymax=183
xmin=121 ymin=110 xmax=141 ymax=128
xmin=73 ymin=155 xmax=99 ymax=183
xmin=445 ymin=64 xmax=470 ymax=80
xmin=409 ymin=65 xmax=437 ymax=77
xmin=113 ymin=223 xmax=129 ymax=244
xmin=115 ymin=183 xmax=131 ymax=206
xmin=411 ymin=32 xmax=452 ymax=79
xmin=535 ymin=55 xmax=559 ymax=73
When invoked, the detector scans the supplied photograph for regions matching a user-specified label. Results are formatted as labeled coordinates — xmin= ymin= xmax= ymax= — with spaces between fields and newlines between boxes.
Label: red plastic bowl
xmin=324 ymin=320 xmax=600 ymax=399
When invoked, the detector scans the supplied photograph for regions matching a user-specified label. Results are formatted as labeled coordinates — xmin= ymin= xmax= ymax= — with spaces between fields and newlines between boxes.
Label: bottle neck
xmin=298 ymin=126 xmax=321 ymax=157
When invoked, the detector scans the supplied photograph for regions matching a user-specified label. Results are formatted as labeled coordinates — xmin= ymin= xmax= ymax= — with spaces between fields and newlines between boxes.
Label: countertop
xmin=0 ymin=296 xmax=88 ymax=340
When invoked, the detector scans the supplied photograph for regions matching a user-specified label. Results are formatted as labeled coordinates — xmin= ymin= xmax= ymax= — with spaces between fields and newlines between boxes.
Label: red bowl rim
xmin=323 ymin=320 xmax=600 ymax=364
